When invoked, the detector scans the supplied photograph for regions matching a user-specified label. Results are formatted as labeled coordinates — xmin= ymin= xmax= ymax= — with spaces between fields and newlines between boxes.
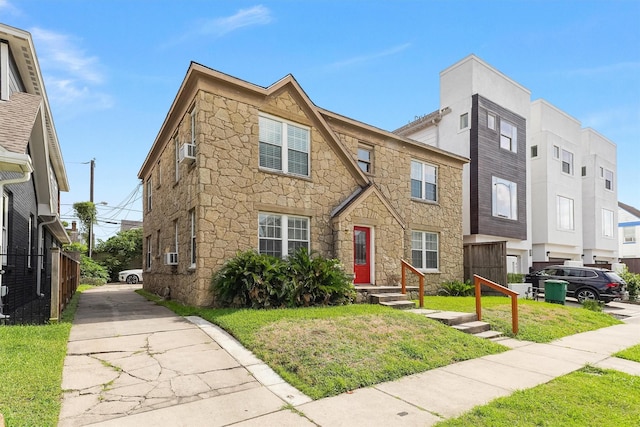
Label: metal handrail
xmin=473 ymin=274 xmax=519 ymax=334
xmin=401 ymin=259 xmax=425 ymax=308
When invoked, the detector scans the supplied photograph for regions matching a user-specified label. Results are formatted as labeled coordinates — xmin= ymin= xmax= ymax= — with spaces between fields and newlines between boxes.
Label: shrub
xmin=287 ymin=248 xmax=355 ymax=307
xmin=210 ymin=249 xmax=355 ymax=309
xmin=582 ymin=299 xmax=604 ymax=312
xmin=80 ymin=255 xmax=108 ymax=285
xmin=438 ymin=280 xmax=474 ymax=296
xmin=211 ymin=250 xmax=288 ymax=308
xmin=507 ymin=273 xmax=524 ymax=283
xmin=620 ymin=267 xmax=639 ymax=302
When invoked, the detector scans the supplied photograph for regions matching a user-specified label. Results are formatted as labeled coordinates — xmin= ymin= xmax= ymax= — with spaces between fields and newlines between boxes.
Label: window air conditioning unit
xmin=164 ymin=252 xmax=178 ymax=265
xmin=179 ymin=143 xmax=196 ymax=163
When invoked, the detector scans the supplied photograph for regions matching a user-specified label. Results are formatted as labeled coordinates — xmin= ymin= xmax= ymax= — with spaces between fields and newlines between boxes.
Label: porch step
xmin=452 ymin=321 xmax=491 ymax=335
xmin=475 ymin=330 xmax=504 ymax=339
xmin=370 ymin=293 xmax=408 ymax=304
xmin=425 ymin=311 xmax=478 ymax=326
xmin=379 ymin=300 xmax=416 ymax=310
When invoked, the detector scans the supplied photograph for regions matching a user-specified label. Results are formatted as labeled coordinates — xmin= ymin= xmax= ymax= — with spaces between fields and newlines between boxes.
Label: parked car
xmin=118 ymin=269 xmax=143 ymax=284
xmin=525 ymin=265 xmax=625 ymax=303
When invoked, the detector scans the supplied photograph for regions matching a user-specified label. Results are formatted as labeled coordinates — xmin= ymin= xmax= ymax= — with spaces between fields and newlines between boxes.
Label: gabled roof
xmin=139 ymin=62 xmax=370 ymax=186
xmin=0 ymin=92 xmax=43 ymax=154
xmin=0 ymin=24 xmax=69 ymax=191
xmin=619 ymin=201 xmax=640 ymax=220
xmin=331 ymin=183 xmax=406 ymax=229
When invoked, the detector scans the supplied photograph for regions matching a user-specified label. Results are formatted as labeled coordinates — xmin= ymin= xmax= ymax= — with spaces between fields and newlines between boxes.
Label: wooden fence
xmin=50 ymin=247 xmax=80 ymax=322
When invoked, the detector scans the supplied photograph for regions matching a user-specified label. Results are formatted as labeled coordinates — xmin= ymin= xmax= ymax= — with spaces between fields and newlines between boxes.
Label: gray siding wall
xmin=470 ymin=94 xmax=527 ymax=240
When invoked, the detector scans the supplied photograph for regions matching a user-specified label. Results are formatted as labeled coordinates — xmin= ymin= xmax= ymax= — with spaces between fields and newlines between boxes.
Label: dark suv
xmin=525 ymin=265 xmax=626 ymax=303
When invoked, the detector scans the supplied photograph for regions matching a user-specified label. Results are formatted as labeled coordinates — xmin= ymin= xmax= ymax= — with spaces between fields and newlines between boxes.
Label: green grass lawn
xmin=140 ymin=291 xmax=507 ymax=399
xmin=0 ymin=285 xmax=90 ymax=427
xmin=614 ymin=344 xmax=640 ymax=363
xmin=436 ymin=366 xmax=640 ymax=426
xmin=422 ymin=296 xmax=621 ymax=342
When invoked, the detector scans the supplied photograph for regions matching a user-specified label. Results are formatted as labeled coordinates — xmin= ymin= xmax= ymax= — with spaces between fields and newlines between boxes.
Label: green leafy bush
xmin=620 ymin=267 xmax=639 ymax=302
xmin=287 ymin=248 xmax=356 ymax=307
xmin=80 ymin=255 xmax=108 ymax=285
xmin=582 ymin=299 xmax=604 ymax=312
xmin=507 ymin=273 xmax=524 ymax=283
xmin=437 ymin=280 xmax=474 ymax=296
xmin=210 ymin=249 xmax=355 ymax=309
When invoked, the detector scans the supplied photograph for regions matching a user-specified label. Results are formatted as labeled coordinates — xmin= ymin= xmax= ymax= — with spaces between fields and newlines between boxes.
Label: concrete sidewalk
xmin=59 ymin=285 xmax=640 ymax=426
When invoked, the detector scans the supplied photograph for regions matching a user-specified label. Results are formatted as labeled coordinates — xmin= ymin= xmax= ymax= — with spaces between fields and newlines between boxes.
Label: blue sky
xmin=2 ymin=0 xmax=639 ymax=242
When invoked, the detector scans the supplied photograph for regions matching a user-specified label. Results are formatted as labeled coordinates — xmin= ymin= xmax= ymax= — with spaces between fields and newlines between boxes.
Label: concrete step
xmin=452 ymin=321 xmax=491 ymax=334
xmin=355 ymin=286 xmax=415 ymax=294
xmin=474 ymin=330 xmax=504 ymax=339
xmin=379 ymin=300 xmax=416 ymax=310
xmin=370 ymin=293 xmax=408 ymax=303
xmin=425 ymin=311 xmax=478 ymax=326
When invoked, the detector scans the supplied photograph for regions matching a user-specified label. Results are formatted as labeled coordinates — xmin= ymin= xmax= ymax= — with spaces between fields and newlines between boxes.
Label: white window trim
xmin=623 ymin=227 xmax=636 ymax=243
xmin=145 ymin=236 xmax=152 ymax=271
xmin=190 ymin=106 xmax=196 ymax=145
xmin=28 ymin=214 xmax=33 ymax=268
xmin=459 ymin=112 xmax=469 ymax=130
xmin=487 ymin=112 xmax=496 ymax=130
xmin=603 ymin=168 xmax=614 ymax=191
xmin=499 ymin=119 xmax=517 ymax=153
xmin=411 ymin=230 xmax=439 ymax=272
xmin=174 ymin=135 xmax=180 ymax=183
xmin=411 ymin=160 xmax=438 ymax=202
xmin=561 ymin=149 xmax=574 ymax=175
xmin=258 ymin=212 xmax=310 ymax=258
xmin=357 ymin=145 xmax=373 ymax=174
xmin=557 ymin=195 xmax=575 ymax=231
xmin=258 ymin=113 xmax=311 ymax=177
xmin=602 ymin=208 xmax=614 ymax=238
xmin=492 ymin=176 xmax=518 ymax=220
xmin=189 ymin=209 xmax=196 ymax=269
xmin=553 ymin=145 xmax=560 ymax=159
xmin=146 ymin=178 xmax=152 ymax=212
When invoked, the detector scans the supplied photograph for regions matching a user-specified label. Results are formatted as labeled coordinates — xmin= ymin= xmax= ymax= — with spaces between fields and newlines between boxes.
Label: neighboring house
xmin=0 ymin=24 xmax=70 ymax=320
xmin=581 ymin=128 xmax=618 ymax=264
xmin=529 ymin=99 xmax=584 ymax=263
xmin=396 ymin=55 xmax=532 ymax=275
xmin=619 ymin=202 xmax=640 ymax=259
xmin=138 ymin=62 xmax=467 ymax=307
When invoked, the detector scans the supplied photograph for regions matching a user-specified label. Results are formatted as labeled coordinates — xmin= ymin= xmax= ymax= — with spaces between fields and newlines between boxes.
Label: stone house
xmin=138 ymin=62 xmax=467 ymax=306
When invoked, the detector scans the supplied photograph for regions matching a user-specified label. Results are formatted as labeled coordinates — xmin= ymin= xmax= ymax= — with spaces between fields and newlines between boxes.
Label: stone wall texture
xmin=142 ymin=71 xmax=465 ymax=306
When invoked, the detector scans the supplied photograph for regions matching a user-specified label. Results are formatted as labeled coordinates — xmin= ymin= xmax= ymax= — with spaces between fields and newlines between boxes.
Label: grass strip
xmin=436 ymin=366 xmax=640 ymax=426
xmin=138 ymin=290 xmax=507 ymax=399
xmin=0 ymin=284 xmax=91 ymax=426
xmin=614 ymin=343 xmax=640 ymax=363
xmin=422 ymin=296 xmax=621 ymax=342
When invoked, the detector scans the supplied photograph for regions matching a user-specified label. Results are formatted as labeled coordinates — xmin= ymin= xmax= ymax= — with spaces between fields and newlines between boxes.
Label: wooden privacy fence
xmin=50 ymin=247 xmax=80 ymax=322
xmin=464 ymin=241 xmax=507 ymax=286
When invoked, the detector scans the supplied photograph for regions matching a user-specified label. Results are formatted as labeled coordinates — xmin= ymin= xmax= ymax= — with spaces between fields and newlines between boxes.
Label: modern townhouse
xmin=619 ymin=202 xmax=640 ymax=272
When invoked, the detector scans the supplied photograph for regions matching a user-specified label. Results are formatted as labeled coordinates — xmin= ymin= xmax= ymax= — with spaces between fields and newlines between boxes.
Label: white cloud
xmin=0 ymin=0 xmax=20 ymax=14
xmin=327 ymin=43 xmax=412 ymax=70
xmin=165 ymin=5 xmax=272 ymax=47
xmin=30 ymin=27 xmax=112 ymax=116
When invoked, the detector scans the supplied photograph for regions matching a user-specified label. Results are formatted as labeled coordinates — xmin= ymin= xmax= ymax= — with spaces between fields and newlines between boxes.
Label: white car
xmin=118 ymin=269 xmax=143 ymax=284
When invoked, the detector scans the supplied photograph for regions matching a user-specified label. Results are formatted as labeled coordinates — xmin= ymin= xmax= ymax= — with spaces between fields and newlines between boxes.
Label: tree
xmin=72 ymin=201 xmax=96 ymax=245
xmin=94 ymin=228 xmax=143 ymax=281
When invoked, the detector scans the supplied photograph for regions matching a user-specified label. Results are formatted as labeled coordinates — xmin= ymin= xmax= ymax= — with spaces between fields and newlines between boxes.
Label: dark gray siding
xmin=470 ymin=94 xmax=527 ymax=240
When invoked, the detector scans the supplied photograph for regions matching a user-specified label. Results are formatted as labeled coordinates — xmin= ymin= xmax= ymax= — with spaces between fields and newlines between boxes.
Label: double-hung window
xmin=357 ymin=146 xmax=373 ymax=173
xmin=145 ymin=236 xmax=152 ymax=270
xmin=624 ymin=227 xmax=636 ymax=243
xmin=557 ymin=196 xmax=574 ymax=230
xmin=603 ymin=168 xmax=613 ymax=190
xmin=411 ymin=231 xmax=438 ymax=270
xmin=146 ymin=178 xmax=152 ymax=212
xmin=492 ymin=177 xmax=518 ymax=220
xmin=1 ymin=193 xmax=8 ymax=266
xmin=189 ymin=209 xmax=196 ymax=268
xmin=602 ymin=209 xmax=614 ymax=237
xmin=258 ymin=213 xmax=309 ymax=258
xmin=499 ymin=119 xmax=517 ymax=152
xmin=561 ymin=149 xmax=573 ymax=175
xmin=411 ymin=160 xmax=437 ymax=202
xmin=259 ymin=115 xmax=310 ymax=176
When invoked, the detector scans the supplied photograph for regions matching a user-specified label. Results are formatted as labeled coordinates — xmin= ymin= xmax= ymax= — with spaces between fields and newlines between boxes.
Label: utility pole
xmin=88 ymin=159 xmax=95 ymax=258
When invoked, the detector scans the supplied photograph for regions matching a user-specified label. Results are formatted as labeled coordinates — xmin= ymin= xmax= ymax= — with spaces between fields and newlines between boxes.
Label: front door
xmin=353 ymin=226 xmax=371 ymax=284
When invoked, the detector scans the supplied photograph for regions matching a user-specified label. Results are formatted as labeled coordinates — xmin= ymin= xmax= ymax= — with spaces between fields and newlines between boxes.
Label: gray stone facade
xmin=139 ymin=64 xmax=467 ymax=306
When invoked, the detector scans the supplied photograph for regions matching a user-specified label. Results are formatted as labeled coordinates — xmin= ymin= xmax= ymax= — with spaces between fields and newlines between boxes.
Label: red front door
xmin=353 ymin=226 xmax=371 ymax=284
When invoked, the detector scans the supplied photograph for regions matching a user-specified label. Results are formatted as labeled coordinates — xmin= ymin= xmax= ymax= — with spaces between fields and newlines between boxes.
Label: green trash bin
xmin=544 ymin=279 xmax=568 ymax=305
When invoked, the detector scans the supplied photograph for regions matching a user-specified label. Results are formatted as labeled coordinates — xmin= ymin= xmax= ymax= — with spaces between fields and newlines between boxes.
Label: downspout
xmin=36 ymin=216 xmax=58 ymax=297
xmin=0 ymin=165 xmax=33 ymax=318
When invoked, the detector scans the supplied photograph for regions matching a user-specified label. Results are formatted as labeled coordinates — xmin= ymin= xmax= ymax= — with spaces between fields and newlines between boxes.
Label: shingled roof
xmin=0 ymin=91 xmax=43 ymax=154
